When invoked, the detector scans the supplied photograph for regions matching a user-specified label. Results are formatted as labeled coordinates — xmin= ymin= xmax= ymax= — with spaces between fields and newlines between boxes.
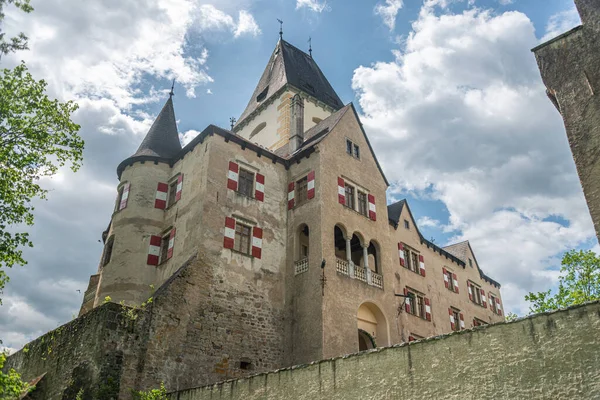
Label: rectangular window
xmin=103 ymin=237 xmax=114 ymax=266
xmin=115 ymin=187 xmax=124 ymax=212
xmin=407 ymin=290 xmax=426 ymax=319
xmin=238 ymin=169 xmax=254 ymax=198
xmin=469 ymin=281 xmax=482 ymax=305
xmin=452 ymin=309 xmax=460 ymax=332
xmin=357 ymin=191 xmax=368 ymax=216
xmin=234 ymin=223 xmax=252 ymax=255
xmin=490 ymin=294 xmax=498 ymax=313
xmin=159 ymin=233 xmax=170 ymax=264
xmin=473 ymin=318 xmax=488 ymax=327
xmin=346 ymin=139 xmax=353 ymax=155
xmin=404 ymin=219 xmax=410 ymax=229
xmin=445 ymin=270 xmax=454 ymax=291
xmin=296 ymin=176 xmax=308 ymax=206
xmin=345 ymin=184 xmax=355 ymax=210
xmin=411 ymin=252 xmax=419 ymax=274
xmin=167 ymin=180 xmax=178 ymax=208
xmin=469 ymin=258 xmax=473 ymax=268
xmin=301 ymin=244 xmax=309 ymax=258
xmin=404 ymin=249 xmax=411 ymax=270
xmin=353 ymin=143 xmax=360 ymax=159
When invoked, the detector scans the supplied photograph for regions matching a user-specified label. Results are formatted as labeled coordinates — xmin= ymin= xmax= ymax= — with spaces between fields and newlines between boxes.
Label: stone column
xmin=364 ymin=245 xmax=372 ymax=285
xmin=346 ymin=237 xmax=354 ymax=278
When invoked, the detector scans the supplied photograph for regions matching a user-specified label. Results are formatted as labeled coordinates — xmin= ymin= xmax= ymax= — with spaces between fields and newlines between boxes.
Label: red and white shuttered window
xmin=117 ymin=183 xmax=130 ymax=211
xmin=337 ymin=177 xmax=345 ymax=205
xmin=155 ymin=175 xmax=184 ymax=210
xmin=367 ymin=194 xmax=376 ymax=221
xmin=223 ymin=217 xmax=263 ymax=259
xmin=442 ymin=267 xmax=459 ymax=294
xmin=175 ymin=174 xmax=184 ymax=202
xmin=155 ymin=182 xmax=168 ymax=209
xmin=448 ymin=308 xmax=465 ymax=331
xmin=337 ymin=177 xmax=376 ymax=221
xmin=490 ymin=293 xmax=502 ymax=316
xmin=147 ymin=228 xmax=176 ymax=265
xmin=398 ymin=243 xmax=405 ymax=266
xmin=418 ymin=255 xmax=425 ymax=276
xmin=404 ymin=288 xmax=431 ymax=321
xmin=227 ymin=161 xmax=265 ymax=202
xmin=288 ymin=171 xmax=315 ymax=210
xmin=468 ymin=281 xmax=487 ymax=308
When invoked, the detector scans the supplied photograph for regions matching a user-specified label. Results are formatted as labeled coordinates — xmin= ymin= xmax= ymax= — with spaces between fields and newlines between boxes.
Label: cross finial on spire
xmin=308 ymin=37 xmax=312 ymax=58
xmin=277 ymin=19 xmax=283 ymax=39
xmin=229 ymin=117 xmax=237 ymax=130
xmin=169 ymin=79 xmax=175 ymax=98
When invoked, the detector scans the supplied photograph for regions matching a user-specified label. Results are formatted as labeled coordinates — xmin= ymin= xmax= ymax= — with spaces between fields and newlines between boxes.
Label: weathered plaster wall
xmin=170 ymin=301 xmax=600 ymax=400
xmin=533 ymin=0 xmax=600 ymax=240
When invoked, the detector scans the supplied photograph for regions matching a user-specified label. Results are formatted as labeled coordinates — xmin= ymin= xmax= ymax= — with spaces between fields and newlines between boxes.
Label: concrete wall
xmin=170 ymin=301 xmax=600 ymax=400
xmin=533 ymin=0 xmax=600 ymax=240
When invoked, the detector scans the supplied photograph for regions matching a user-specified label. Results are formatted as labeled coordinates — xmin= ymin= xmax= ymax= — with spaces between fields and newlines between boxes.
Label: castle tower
xmin=80 ymin=96 xmax=182 ymax=313
xmin=233 ymin=39 xmax=343 ymax=154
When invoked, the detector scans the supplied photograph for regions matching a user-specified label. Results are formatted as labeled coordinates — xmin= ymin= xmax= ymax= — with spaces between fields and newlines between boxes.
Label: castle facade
xmin=78 ymin=38 xmax=503 ymax=385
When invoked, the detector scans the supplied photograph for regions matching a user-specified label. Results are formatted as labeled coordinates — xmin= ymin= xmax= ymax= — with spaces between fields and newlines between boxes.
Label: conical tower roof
xmin=234 ymin=39 xmax=343 ymax=129
xmin=117 ymin=96 xmax=181 ymax=177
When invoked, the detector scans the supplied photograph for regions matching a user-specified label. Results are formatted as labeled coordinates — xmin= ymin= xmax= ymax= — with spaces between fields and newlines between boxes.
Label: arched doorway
xmin=357 ymin=302 xmax=389 ymax=351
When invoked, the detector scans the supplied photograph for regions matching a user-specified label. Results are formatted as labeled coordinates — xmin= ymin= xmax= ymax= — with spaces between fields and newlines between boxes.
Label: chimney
xmin=289 ymin=94 xmax=305 ymax=153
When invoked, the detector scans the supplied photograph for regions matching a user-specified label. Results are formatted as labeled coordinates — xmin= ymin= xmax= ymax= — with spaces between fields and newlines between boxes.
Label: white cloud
xmin=207 ymin=88 xmax=213 ymax=95
xmin=195 ymin=5 xmax=261 ymax=38
xmin=541 ymin=6 xmax=581 ymax=42
xmin=417 ymin=216 xmax=440 ymax=228
xmin=499 ymin=0 xmax=514 ymax=5
xmin=235 ymin=10 xmax=261 ymax=37
xmin=375 ymin=0 xmax=404 ymax=31
xmin=296 ymin=0 xmax=330 ymax=13
xmin=352 ymin=5 xmax=596 ymax=315
xmin=181 ymin=129 xmax=202 ymax=146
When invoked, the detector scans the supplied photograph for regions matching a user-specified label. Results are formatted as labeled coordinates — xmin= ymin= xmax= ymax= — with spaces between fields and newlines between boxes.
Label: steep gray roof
xmin=387 ymin=200 xmax=406 ymax=226
xmin=117 ymin=96 xmax=181 ymax=176
xmin=235 ymin=39 xmax=343 ymax=128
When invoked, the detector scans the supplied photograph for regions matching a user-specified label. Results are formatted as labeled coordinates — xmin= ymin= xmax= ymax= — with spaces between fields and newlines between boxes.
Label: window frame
xmin=469 ymin=281 xmax=483 ymax=306
xmin=357 ymin=191 xmax=368 ymax=216
xmin=353 ymin=143 xmax=360 ymax=159
xmin=404 ymin=219 xmax=410 ymax=230
xmin=402 ymin=245 xmax=421 ymax=275
xmin=406 ymin=289 xmax=427 ymax=320
xmin=233 ymin=222 xmax=252 ymax=255
xmin=102 ymin=236 xmax=115 ymax=266
xmin=451 ymin=309 xmax=460 ymax=332
xmin=346 ymin=139 xmax=353 ymax=155
xmin=344 ymin=183 xmax=355 ymax=210
xmin=114 ymin=186 xmax=124 ymax=212
xmin=445 ymin=269 xmax=454 ymax=291
xmin=489 ymin=293 xmax=498 ymax=314
xmin=295 ymin=175 xmax=308 ymax=206
xmin=167 ymin=180 xmax=178 ymax=208
xmin=473 ymin=317 xmax=488 ymax=327
xmin=159 ymin=232 xmax=170 ymax=265
xmin=237 ymin=168 xmax=255 ymax=198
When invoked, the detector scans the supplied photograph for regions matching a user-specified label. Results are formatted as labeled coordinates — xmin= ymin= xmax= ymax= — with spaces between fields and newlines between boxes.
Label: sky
xmin=0 ymin=0 xmax=593 ymax=351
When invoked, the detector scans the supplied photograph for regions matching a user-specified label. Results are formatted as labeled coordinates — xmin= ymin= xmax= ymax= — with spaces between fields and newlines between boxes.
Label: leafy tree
xmin=0 ymin=63 xmax=84 ymax=300
xmin=132 ymin=383 xmax=168 ymax=400
xmin=525 ymin=249 xmax=600 ymax=314
xmin=505 ymin=312 xmax=518 ymax=322
xmin=0 ymin=0 xmax=33 ymax=58
xmin=0 ymin=352 xmax=32 ymax=399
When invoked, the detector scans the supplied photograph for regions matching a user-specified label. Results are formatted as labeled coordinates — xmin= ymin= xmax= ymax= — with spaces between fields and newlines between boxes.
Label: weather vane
xmin=169 ymin=79 xmax=175 ymax=97
xmin=229 ymin=117 xmax=236 ymax=130
xmin=308 ymin=37 xmax=312 ymax=57
xmin=277 ymin=19 xmax=283 ymax=39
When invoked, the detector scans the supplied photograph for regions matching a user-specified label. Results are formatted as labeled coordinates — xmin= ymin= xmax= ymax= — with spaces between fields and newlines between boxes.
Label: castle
xmin=8 ymin=37 xmax=504 ymax=398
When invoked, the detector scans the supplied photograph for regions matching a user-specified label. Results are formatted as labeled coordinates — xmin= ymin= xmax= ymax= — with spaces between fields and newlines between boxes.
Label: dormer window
xmin=256 ymin=86 xmax=269 ymax=102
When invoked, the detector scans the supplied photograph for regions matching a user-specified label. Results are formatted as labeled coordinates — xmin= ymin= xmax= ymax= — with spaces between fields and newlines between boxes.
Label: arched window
xmin=350 ymin=233 xmax=364 ymax=266
xmin=357 ymin=302 xmax=389 ymax=350
xmin=249 ymin=122 xmax=267 ymax=139
xmin=297 ymin=224 xmax=309 ymax=260
xmin=334 ymin=225 xmax=347 ymax=260
xmin=368 ymin=241 xmax=380 ymax=273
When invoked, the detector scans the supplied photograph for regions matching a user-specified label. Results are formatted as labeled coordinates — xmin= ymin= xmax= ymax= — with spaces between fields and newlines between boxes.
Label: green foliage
xmin=505 ymin=312 xmax=518 ymax=322
xmin=0 ymin=352 xmax=31 ymax=399
xmin=0 ymin=0 xmax=33 ymax=57
xmin=0 ymin=62 xmax=83 ymax=302
xmin=75 ymin=388 xmax=84 ymax=400
xmin=103 ymin=296 xmax=112 ymax=304
xmin=132 ymin=383 xmax=168 ymax=400
xmin=525 ymin=249 xmax=600 ymax=314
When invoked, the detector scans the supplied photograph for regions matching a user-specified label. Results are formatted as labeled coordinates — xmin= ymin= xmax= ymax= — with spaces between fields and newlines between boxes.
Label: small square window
xmin=353 ymin=144 xmax=360 ymax=159
xmin=404 ymin=219 xmax=410 ymax=229
xmin=238 ymin=169 xmax=254 ymax=198
xmin=346 ymin=139 xmax=353 ymax=155
xmin=469 ymin=258 xmax=473 ymax=268
xmin=234 ymin=223 xmax=252 ymax=255
xmin=167 ymin=180 xmax=178 ymax=208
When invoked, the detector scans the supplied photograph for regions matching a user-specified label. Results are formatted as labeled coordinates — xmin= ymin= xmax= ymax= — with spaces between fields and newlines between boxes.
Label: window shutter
xmin=175 ymin=174 xmax=184 ymax=201
xmin=337 ymin=177 xmax=345 ymax=205
xmin=255 ymin=173 xmax=265 ymax=202
xmin=167 ymin=228 xmax=176 ymax=260
xmin=147 ymin=235 xmax=161 ymax=265
xmin=408 ymin=336 xmax=415 ymax=342
xmin=473 ymin=318 xmax=478 ymax=327
xmin=287 ymin=182 xmax=295 ymax=210
xmin=419 ymin=255 xmax=426 ymax=277
xmin=424 ymin=297 xmax=431 ymax=321
xmin=119 ymin=183 xmax=130 ymax=210
xmin=481 ymin=289 xmax=487 ymax=308
xmin=368 ymin=194 xmax=376 ymax=221
xmin=496 ymin=297 xmax=502 ymax=316
xmin=468 ymin=283 xmax=474 ymax=301
xmin=404 ymin=288 xmax=411 ymax=313
xmin=398 ymin=243 xmax=405 ymax=266
xmin=155 ymin=182 xmax=168 ymax=209
xmin=449 ymin=308 xmax=455 ymax=330
xmin=307 ymin=170 xmax=315 ymax=199
xmin=227 ymin=161 xmax=239 ymax=191
xmin=459 ymin=313 xmax=465 ymax=330
xmin=443 ymin=267 xmax=449 ymax=288
xmin=251 ymin=226 xmax=263 ymax=259
xmin=224 ymin=217 xmax=236 ymax=249
xmin=452 ymin=273 xmax=459 ymax=294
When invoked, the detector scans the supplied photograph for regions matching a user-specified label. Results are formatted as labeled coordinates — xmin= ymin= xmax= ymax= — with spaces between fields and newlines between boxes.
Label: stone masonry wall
xmin=170 ymin=301 xmax=600 ymax=400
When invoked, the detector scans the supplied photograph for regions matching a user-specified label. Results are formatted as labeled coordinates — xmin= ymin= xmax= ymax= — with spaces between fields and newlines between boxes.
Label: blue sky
xmin=0 ymin=0 xmax=594 ymax=350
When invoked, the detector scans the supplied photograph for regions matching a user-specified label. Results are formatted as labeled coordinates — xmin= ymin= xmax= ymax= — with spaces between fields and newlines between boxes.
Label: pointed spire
xmin=169 ymin=79 xmax=175 ymax=98
xmin=132 ymin=96 xmax=181 ymax=159
xmin=308 ymin=37 xmax=312 ymax=58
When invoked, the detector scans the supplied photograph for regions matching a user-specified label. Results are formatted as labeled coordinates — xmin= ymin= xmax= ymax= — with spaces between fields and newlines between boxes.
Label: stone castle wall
xmin=170 ymin=301 xmax=600 ymax=400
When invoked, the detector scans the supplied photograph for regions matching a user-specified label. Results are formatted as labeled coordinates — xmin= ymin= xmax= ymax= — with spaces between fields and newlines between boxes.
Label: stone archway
xmin=357 ymin=302 xmax=389 ymax=351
